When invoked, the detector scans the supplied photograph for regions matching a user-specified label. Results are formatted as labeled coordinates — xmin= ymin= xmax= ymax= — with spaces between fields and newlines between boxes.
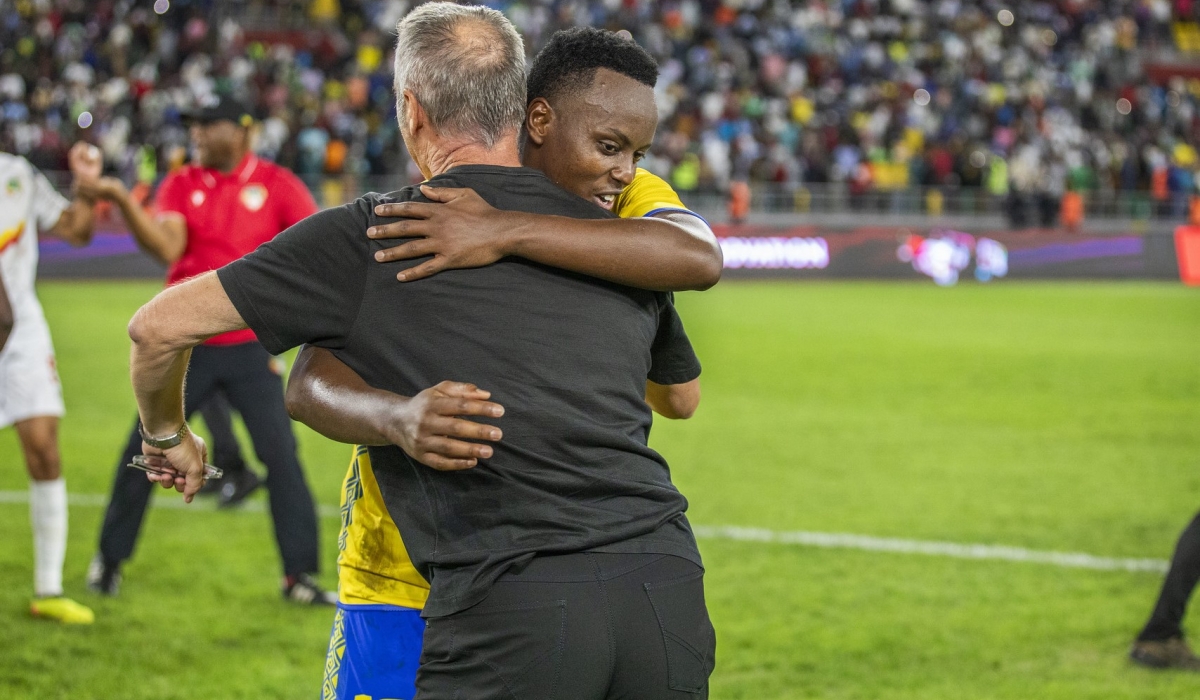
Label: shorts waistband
xmin=336 ymin=601 xmax=424 ymax=613
xmin=497 ymin=552 xmax=691 ymax=584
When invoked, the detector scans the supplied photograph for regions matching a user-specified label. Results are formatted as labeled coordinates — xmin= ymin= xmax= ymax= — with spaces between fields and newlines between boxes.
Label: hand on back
xmin=388 ymin=381 xmax=505 ymax=471
xmin=368 ymin=185 xmax=518 ymax=283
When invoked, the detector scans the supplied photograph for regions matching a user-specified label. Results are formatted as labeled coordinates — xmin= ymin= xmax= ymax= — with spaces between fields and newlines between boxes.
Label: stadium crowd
xmin=3 ymin=0 xmax=1200 ymax=220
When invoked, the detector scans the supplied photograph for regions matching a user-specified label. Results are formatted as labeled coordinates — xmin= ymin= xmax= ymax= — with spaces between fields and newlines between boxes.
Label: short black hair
xmin=526 ymin=27 xmax=658 ymax=106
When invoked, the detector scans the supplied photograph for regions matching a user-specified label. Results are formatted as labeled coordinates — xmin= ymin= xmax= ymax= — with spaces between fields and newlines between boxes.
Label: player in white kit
xmin=1 ymin=144 xmax=101 ymax=623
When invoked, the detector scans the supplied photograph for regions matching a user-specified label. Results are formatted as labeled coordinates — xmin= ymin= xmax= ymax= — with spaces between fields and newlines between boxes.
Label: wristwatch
xmin=139 ymin=421 xmax=190 ymax=450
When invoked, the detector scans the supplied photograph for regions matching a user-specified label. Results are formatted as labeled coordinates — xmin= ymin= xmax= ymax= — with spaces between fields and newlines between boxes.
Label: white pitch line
xmin=0 ymin=490 xmax=341 ymax=518
xmin=690 ymin=525 xmax=1168 ymax=574
xmin=0 ymin=491 xmax=1168 ymax=574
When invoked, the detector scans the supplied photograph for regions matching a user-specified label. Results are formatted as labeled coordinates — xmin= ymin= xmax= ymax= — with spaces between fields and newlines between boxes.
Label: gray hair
xmin=393 ymin=2 xmax=527 ymax=147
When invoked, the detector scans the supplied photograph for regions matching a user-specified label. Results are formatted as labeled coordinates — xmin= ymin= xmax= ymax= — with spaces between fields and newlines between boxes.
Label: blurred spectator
xmin=4 ymin=0 xmax=1200 ymax=222
xmin=0 ymin=0 xmax=409 ymax=186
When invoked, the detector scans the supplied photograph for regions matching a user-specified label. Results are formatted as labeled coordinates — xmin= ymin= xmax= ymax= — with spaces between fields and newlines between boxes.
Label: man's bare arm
xmin=645 ymin=379 xmax=701 ymax=420
xmin=0 ymin=270 xmax=12 ymax=351
xmin=77 ymin=177 xmax=187 ymax=264
xmin=128 ymin=271 xmax=247 ymax=499
xmin=368 ymin=186 xmax=722 ymax=291
xmin=286 ymin=346 xmax=504 ymax=471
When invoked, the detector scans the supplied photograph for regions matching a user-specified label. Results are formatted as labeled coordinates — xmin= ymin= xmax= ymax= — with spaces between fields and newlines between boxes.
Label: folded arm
xmin=368 ymin=186 xmax=722 ymax=291
xmin=127 ymin=271 xmax=247 ymax=499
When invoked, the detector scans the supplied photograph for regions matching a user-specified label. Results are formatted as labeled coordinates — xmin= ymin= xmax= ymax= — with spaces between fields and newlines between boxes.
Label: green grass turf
xmin=1 ymin=279 xmax=1198 ymax=699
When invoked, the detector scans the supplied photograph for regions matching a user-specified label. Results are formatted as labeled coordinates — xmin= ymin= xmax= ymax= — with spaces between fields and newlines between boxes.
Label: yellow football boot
xmin=29 ymin=596 xmax=95 ymax=624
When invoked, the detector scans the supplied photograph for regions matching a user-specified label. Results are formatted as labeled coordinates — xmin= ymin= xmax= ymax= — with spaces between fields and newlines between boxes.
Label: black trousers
xmin=1138 ymin=510 xmax=1200 ymax=642
xmin=417 ymin=552 xmax=716 ymax=700
xmin=97 ymin=343 xmax=320 ymax=576
xmin=196 ymin=391 xmax=248 ymax=475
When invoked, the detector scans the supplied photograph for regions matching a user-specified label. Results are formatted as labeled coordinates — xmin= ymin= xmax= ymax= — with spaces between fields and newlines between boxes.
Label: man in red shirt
xmin=78 ymin=96 xmax=332 ymax=604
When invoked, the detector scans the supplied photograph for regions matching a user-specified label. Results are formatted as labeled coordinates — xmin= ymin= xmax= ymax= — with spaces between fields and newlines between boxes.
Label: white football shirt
xmin=0 ymin=153 xmax=69 ymax=321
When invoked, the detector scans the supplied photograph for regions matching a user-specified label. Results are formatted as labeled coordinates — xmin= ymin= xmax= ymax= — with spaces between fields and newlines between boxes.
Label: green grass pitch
xmin=1 ymin=279 xmax=1198 ymax=699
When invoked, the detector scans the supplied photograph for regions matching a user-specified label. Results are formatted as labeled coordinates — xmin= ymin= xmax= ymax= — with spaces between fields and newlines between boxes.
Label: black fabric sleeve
xmin=217 ymin=197 xmax=373 ymax=355
xmin=648 ymin=293 xmax=702 ymax=386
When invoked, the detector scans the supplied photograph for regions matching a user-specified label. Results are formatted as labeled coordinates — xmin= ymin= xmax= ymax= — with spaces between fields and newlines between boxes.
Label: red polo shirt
xmin=155 ymin=154 xmax=318 ymax=345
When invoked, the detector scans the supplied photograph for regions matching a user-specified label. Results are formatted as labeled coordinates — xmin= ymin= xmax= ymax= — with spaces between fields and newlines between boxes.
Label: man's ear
xmin=525 ymin=98 xmax=554 ymax=147
xmin=402 ymin=89 xmax=426 ymax=137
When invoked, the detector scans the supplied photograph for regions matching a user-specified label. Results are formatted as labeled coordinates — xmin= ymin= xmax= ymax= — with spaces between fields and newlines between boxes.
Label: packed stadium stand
xmin=5 ymin=0 xmax=1200 ymax=224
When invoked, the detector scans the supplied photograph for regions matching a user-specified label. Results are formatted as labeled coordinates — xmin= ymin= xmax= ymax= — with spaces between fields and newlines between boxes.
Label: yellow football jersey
xmin=336 ymin=447 xmax=429 ymax=608
xmin=611 ymin=168 xmax=695 ymax=219
xmin=336 ymin=169 xmax=698 ymax=610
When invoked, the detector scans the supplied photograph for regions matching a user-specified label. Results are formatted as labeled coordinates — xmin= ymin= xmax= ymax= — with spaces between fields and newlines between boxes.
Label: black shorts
xmin=417 ymin=552 xmax=716 ymax=699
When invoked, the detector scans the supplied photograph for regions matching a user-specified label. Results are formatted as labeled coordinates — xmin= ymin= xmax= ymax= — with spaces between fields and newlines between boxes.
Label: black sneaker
xmin=282 ymin=573 xmax=336 ymax=606
xmin=1130 ymin=637 xmax=1200 ymax=671
xmin=85 ymin=554 xmax=122 ymax=597
xmin=217 ymin=468 xmax=262 ymax=509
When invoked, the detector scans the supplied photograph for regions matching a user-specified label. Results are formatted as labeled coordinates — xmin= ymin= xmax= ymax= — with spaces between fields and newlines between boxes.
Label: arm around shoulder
xmin=369 ymin=186 xmax=722 ymax=291
xmin=504 ymin=211 xmax=723 ymax=291
xmin=652 ymin=211 xmax=723 ymax=290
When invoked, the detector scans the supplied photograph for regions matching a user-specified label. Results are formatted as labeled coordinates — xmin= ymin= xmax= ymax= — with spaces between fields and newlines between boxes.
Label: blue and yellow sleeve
xmin=612 ymin=168 xmax=705 ymax=221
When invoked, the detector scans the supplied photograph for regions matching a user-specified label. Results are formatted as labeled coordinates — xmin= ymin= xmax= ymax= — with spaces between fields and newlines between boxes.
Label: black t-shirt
xmin=218 ymin=165 xmax=703 ymax=617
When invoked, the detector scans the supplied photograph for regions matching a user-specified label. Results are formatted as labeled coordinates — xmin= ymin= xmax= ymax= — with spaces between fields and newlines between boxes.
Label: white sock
xmin=29 ymin=478 xmax=67 ymax=598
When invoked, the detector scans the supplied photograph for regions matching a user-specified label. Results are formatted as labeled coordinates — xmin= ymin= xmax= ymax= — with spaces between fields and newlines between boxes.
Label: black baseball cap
xmin=183 ymin=95 xmax=255 ymax=127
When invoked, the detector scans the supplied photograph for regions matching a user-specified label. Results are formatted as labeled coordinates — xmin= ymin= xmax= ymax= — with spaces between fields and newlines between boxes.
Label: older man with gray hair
xmin=125 ymin=3 xmax=715 ymax=697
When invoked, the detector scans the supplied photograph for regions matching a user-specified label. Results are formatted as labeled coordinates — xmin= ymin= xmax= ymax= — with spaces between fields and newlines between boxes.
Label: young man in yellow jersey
xmin=286 ymin=28 xmax=720 ymax=700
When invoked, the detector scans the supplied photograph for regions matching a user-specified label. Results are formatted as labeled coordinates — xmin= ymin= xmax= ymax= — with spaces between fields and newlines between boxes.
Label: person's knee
xmin=26 ymin=441 xmax=62 ymax=480
xmin=18 ymin=419 xmax=62 ymax=481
